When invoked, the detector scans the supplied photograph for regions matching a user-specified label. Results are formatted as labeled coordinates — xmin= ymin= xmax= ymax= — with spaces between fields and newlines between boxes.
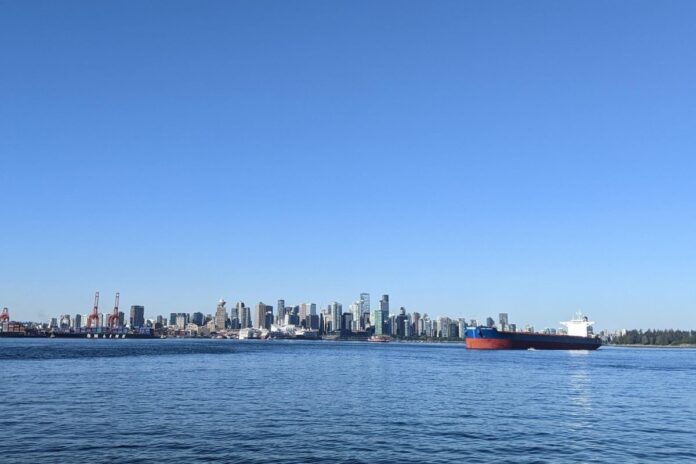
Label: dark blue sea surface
xmin=1 ymin=339 xmax=695 ymax=463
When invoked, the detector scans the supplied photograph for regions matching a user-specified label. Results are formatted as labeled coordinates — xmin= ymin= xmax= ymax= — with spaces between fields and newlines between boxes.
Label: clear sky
xmin=2 ymin=1 xmax=695 ymax=330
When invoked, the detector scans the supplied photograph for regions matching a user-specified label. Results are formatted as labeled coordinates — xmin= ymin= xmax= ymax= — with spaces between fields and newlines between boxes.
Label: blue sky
xmin=1 ymin=1 xmax=695 ymax=329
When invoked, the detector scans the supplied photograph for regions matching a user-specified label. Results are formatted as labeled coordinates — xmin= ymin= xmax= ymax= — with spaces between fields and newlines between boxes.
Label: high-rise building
xmin=360 ymin=293 xmax=370 ymax=315
xmin=277 ymin=299 xmax=285 ymax=323
xmin=380 ymin=294 xmax=389 ymax=328
xmin=499 ymin=313 xmax=509 ymax=331
xmin=458 ymin=318 xmax=467 ymax=339
xmin=214 ymin=299 xmax=227 ymax=330
xmin=254 ymin=302 xmax=267 ymax=329
xmin=350 ymin=302 xmax=361 ymax=332
xmin=238 ymin=302 xmax=249 ymax=329
xmin=372 ymin=309 xmax=383 ymax=335
xmin=192 ymin=312 xmax=204 ymax=326
xmin=330 ymin=302 xmax=342 ymax=332
xmin=486 ymin=317 xmax=495 ymax=328
xmin=411 ymin=312 xmax=421 ymax=337
xmin=73 ymin=313 xmax=82 ymax=330
xmin=130 ymin=305 xmax=145 ymax=328
xmin=175 ymin=313 xmax=189 ymax=329
xmin=438 ymin=317 xmax=451 ymax=338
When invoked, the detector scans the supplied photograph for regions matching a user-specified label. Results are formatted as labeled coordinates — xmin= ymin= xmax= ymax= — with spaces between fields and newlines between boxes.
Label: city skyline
xmin=2 ymin=2 xmax=695 ymax=329
xmin=0 ymin=289 xmax=682 ymax=332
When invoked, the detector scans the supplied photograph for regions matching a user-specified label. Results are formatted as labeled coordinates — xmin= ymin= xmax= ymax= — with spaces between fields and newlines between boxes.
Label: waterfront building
xmin=175 ymin=313 xmax=189 ymax=329
xmin=411 ymin=312 xmax=421 ymax=336
xmin=372 ymin=309 xmax=383 ymax=335
xmin=277 ymin=299 xmax=285 ymax=323
xmin=380 ymin=294 xmax=389 ymax=327
xmin=395 ymin=307 xmax=408 ymax=338
xmin=486 ymin=317 xmax=495 ymax=328
xmin=264 ymin=308 xmax=273 ymax=329
xmin=130 ymin=305 xmax=145 ymax=328
xmin=423 ymin=315 xmax=433 ymax=337
xmin=214 ymin=299 xmax=227 ymax=330
xmin=306 ymin=314 xmax=320 ymax=330
xmin=72 ymin=314 xmax=82 ymax=330
xmin=360 ymin=293 xmax=370 ymax=315
xmin=59 ymin=314 xmax=71 ymax=329
xmin=438 ymin=317 xmax=452 ymax=338
xmin=342 ymin=312 xmax=353 ymax=334
xmin=254 ymin=302 xmax=267 ymax=329
xmin=238 ymin=302 xmax=250 ymax=329
xmin=350 ymin=302 xmax=361 ymax=332
xmin=330 ymin=302 xmax=342 ymax=332
xmin=192 ymin=312 xmax=204 ymax=326
xmin=458 ymin=318 xmax=467 ymax=339
xmin=499 ymin=313 xmax=509 ymax=331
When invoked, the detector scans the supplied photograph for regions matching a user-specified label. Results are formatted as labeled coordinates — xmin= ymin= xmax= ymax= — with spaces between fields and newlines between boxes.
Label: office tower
xmin=254 ymin=302 xmax=267 ymax=329
xmin=342 ymin=312 xmax=353 ymax=333
xmin=309 ymin=303 xmax=317 ymax=316
xmin=395 ymin=307 xmax=408 ymax=338
xmin=360 ymin=293 xmax=370 ymax=315
xmin=237 ymin=302 xmax=249 ymax=329
xmin=458 ymin=319 xmax=467 ymax=339
xmin=499 ymin=313 xmax=509 ymax=331
xmin=192 ymin=312 xmax=204 ymax=326
xmin=169 ymin=313 xmax=177 ymax=326
xmin=130 ymin=305 xmax=145 ymax=328
xmin=438 ymin=317 xmax=451 ymax=338
xmin=264 ymin=308 xmax=274 ymax=329
xmin=350 ymin=302 xmax=361 ymax=332
xmin=330 ymin=302 xmax=342 ymax=332
xmin=486 ymin=317 xmax=495 ymax=328
xmin=215 ymin=299 xmax=227 ymax=330
xmin=306 ymin=314 xmax=320 ymax=330
xmin=73 ymin=314 xmax=82 ymax=330
xmin=175 ymin=313 xmax=189 ymax=329
xmin=411 ymin=312 xmax=421 ymax=336
xmin=380 ymin=294 xmax=389 ymax=327
xmin=372 ymin=309 xmax=383 ymax=335
xmin=277 ymin=299 xmax=285 ymax=323
xmin=299 ymin=304 xmax=308 ymax=322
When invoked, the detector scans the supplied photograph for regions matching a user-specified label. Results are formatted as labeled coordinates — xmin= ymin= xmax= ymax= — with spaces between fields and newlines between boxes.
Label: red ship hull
xmin=465 ymin=327 xmax=602 ymax=350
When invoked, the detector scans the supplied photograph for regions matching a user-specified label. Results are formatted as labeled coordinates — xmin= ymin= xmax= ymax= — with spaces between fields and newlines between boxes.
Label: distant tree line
xmin=611 ymin=329 xmax=696 ymax=346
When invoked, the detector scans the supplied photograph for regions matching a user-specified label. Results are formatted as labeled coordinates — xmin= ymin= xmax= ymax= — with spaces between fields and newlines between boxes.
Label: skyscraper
xmin=130 ymin=305 xmax=145 ymax=328
xmin=349 ymin=302 xmax=361 ymax=332
xmin=372 ymin=309 xmax=383 ymax=335
xmin=238 ymin=302 xmax=249 ymax=328
xmin=254 ymin=302 xmax=267 ymax=329
xmin=499 ymin=313 xmax=509 ymax=331
xmin=330 ymin=302 xmax=342 ymax=332
xmin=360 ymin=293 xmax=370 ymax=315
xmin=214 ymin=299 xmax=227 ymax=330
xmin=277 ymin=299 xmax=285 ymax=323
xmin=380 ymin=294 xmax=389 ymax=330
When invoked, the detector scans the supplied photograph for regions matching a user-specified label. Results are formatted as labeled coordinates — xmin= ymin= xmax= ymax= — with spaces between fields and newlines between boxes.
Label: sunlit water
xmin=1 ymin=339 xmax=695 ymax=463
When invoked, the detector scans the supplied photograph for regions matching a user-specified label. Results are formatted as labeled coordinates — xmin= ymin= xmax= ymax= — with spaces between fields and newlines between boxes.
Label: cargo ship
xmin=465 ymin=313 xmax=601 ymax=350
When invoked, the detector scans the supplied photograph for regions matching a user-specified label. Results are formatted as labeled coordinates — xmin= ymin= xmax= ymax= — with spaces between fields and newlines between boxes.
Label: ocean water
xmin=1 ymin=339 xmax=695 ymax=463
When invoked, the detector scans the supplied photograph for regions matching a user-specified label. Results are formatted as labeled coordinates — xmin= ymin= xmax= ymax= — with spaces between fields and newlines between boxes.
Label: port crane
xmin=86 ymin=292 xmax=100 ymax=328
xmin=0 ymin=307 xmax=9 ymax=322
xmin=107 ymin=293 xmax=120 ymax=328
